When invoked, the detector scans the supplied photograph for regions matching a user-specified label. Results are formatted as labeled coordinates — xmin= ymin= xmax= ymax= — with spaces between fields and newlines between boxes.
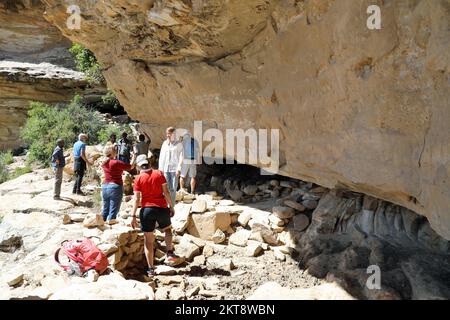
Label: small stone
xmin=292 ymin=214 xmax=310 ymax=232
xmin=272 ymin=206 xmax=295 ymax=219
xmin=203 ymin=244 xmax=214 ymax=257
xmin=243 ymin=185 xmax=258 ymax=196
xmin=246 ymin=243 xmax=263 ymax=257
xmin=193 ymin=255 xmax=206 ymax=265
xmin=251 ymin=223 xmax=279 ymax=246
xmin=98 ymin=243 xmax=119 ymax=256
xmin=237 ymin=211 xmax=253 ymax=227
xmin=274 ymin=249 xmax=286 ymax=261
xmin=169 ymin=288 xmax=186 ymax=300
xmin=207 ymin=256 xmax=235 ymax=271
xmin=229 ymin=229 xmax=251 ymax=247
xmin=268 ymin=214 xmax=285 ymax=227
xmin=302 ymin=193 xmax=321 ymax=201
xmin=155 ymin=287 xmax=170 ymax=300
xmin=155 ymin=265 xmax=177 ymax=275
xmin=62 ymin=214 xmax=71 ymax=225
xmin=302 ymin=199 xmax=318 ymax=210
xmin=232 ymin=270 xmax=247 ymax=277
xmin=284 ymin=200 xmax=306 ymax=212
xmin=272 ymin=225 xmax=285 ymax=233
xmin=212 ymin=229 xmax=226 ymax=244
xmin=269 ymin=180 xmax=280 ymax=187
xmin=5 ymin=272 xmax=23 ymax=287
xmin=159 ymin=275 xmax=184 ymax=285
xmin=280 ymin=181 xmax=297 ymax=188
xmin=199 ymin=290 xmax=221 ymax=298
xmin=191 ymin=199 xmax=208 ymax=213
xmin=83 ymin=213 xmax=104 ymax=228
xmin=271 ymin=190 xmax=280 ymax=198
xmin=85 ymin=270 xmax=99 ymax=282
xmin=310 ymin=187 xmax=328 ymax=194
xmin=175 ymin=241 xmax=200 ymax=261
xmin=69 ymin=213 xmax=85 ymax=223
xmin=186 ymin=286 xmax=201 ymax=298
xmin=227 ymin=189 xmax=243 ymax=202
xmin=219 ymin=199 xmax=235 ymax=206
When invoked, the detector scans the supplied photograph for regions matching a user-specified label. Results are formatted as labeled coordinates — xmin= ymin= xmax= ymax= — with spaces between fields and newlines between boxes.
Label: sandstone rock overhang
xmin=40 ymin=0 xmax=450 ymax=239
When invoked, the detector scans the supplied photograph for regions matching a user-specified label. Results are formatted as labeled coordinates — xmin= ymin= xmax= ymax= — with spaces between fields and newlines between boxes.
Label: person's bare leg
xmin=143 ymin=232 xmax=155 ymax=269
xmin=180 ymin=176 xmax=186 ymax=192
xmin=163 ymin=226 xmax=173 ymax=253
xmin=190 ymin=176 xmax=196 ymax=194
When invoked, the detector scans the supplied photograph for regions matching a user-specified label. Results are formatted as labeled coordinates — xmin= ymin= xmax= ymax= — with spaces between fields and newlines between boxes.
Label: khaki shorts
xmin=181 ymin=163 xmax=197 ymax=178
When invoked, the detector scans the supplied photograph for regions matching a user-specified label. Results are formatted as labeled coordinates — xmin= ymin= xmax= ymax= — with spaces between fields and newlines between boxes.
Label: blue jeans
xmin=164 ymin=172 xmax=178 ymax=205
xmin=101 ymin=183 xmax=123 ymax=221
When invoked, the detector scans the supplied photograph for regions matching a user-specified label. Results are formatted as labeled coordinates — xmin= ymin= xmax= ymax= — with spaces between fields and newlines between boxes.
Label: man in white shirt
xmin=158 ymin=127 xmax=183 ymax=204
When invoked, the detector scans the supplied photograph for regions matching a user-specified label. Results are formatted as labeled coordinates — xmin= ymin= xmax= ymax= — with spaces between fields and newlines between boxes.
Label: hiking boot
xmin=107 ymin=219 xmax=118 ymax=225
xmin=165 ymin=252 xmax=185 ymax=267
xmin=146 ymin=267 xmax=156 ymax=277
xmin=53 ymin=195 xmax=61 ymax=200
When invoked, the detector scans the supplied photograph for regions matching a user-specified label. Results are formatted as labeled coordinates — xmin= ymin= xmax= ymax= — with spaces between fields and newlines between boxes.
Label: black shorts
xmin=139 ymin=206 xmax=171 ymax=232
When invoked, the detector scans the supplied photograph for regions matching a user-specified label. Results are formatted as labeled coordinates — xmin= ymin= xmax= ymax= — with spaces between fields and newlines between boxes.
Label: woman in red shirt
xmin=131 ymin=154 xmax=177 ymax=276
xmin=101 ymin=145 xmax=136 ymax=224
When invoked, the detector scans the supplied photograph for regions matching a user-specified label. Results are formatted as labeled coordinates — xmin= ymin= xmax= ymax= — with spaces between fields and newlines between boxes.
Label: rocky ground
xmin=0 ymin=162 xmax=350 ymax=300
xmin=1 ymin=156 xmax=450 ymax=300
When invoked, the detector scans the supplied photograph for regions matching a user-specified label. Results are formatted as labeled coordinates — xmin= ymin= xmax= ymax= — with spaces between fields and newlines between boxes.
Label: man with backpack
xmin=118 ymin=132 xmax=132 ymax=164
xmin=180 ymin=132 xmax=200 ymax=194
xmin=73 ymin=133 xmax=93 ymax=196
xmin=51 ymin=138 xmax=66 ymax=200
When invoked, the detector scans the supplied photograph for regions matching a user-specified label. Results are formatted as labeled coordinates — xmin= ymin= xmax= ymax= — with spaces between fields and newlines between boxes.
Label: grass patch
xmin=10 ymin=165 xmax=32 ymax=180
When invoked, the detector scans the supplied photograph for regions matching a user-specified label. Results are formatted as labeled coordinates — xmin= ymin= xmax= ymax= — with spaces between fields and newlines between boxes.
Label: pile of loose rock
xmin=57 ymin=177 xmax=328 ymax=299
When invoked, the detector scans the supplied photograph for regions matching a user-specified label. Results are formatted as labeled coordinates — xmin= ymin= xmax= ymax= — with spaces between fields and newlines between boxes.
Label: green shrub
xmin=98 ymin=123 xmax=133 ymax=145
xmin=101 ymin=89 xmax=121 ymax=110
xmin=70 ymin=43 xmax=122 ymax=109
xmin=21 ymin=95 xmax=110 ymax=165
xmin=1 ymin=151 xmax=13 ymax=165
xmin=10 ymin=165 xmax=32 ymax=180
xmin=69 ymin=43 xmax=105 ymax=85
xmin=0 ymin=152 xmax=9 ymax=184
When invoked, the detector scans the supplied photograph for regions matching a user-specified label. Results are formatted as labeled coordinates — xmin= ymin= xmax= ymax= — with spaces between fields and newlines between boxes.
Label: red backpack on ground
xmin=54 ymin=237 xmax=109 ymax=276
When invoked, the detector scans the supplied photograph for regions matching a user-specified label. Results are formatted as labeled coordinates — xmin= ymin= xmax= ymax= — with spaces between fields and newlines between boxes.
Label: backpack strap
xmin=54 ymin=247 xmax=70 ymax=271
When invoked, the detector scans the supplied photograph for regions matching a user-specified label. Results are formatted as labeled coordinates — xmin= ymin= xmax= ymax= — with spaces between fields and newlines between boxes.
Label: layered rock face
xmin=0 ymin=61 xmax=87 ymax=150
xmin=0 ymin=0 xmax=74 ymax=67
xmin=41 ymin=1 xmax=450 ymax=239
xmin=0 ymin=1 xmax=99 ymax=150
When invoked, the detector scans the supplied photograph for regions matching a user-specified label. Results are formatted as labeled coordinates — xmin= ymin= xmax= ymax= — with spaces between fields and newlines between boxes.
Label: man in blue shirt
xmin=72 ymin=133 xmax=93 ymax=196
xmin=180 ymin=132 xmax=200 ymax=194
xmin=51 ymin=139 xmax=66 ymax=200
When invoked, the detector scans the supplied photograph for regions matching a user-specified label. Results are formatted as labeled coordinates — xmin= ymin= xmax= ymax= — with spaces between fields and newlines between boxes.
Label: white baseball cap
xmin=136 ymin=154 xmax=148 ymax=167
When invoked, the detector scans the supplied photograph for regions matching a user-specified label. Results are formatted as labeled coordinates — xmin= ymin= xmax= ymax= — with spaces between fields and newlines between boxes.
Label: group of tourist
xmin=50 ymin=126 xmax=200 ymax=276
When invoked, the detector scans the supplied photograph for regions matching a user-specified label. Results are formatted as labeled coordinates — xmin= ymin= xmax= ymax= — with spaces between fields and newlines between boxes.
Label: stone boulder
xmin=187 ymin=212 xmax=231 ymax=240
xmin=247 ymin=282 xmax=355 ymax=300
xmin=50 ymin=275 xmax=154 ymax=300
